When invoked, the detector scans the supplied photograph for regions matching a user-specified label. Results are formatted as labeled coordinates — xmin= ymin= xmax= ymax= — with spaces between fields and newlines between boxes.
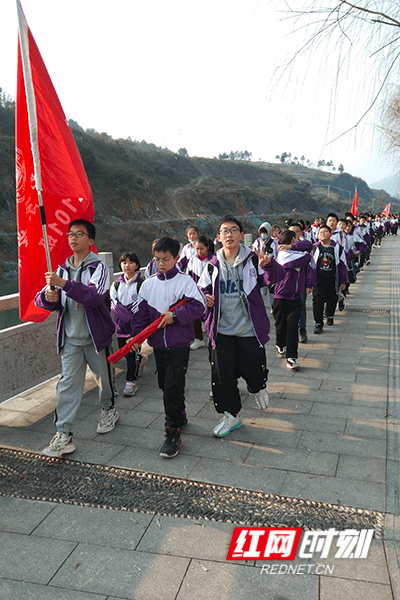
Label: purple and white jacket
xmin=34 ymin=253 xmax=115 ymax=354
xmin=274 ymin=249 xmax=312 ymax=300
xmin=145 ymin=258 xmax=159 ymax=278
xmin=198 ymin=246 xmax=285 ymax=349
xmin=110 ymin=272 xmax=143 ymax=338
xmin=309 ymin=241 xmax=348 ymax=292
xmin=131 ymin=266 xmax=207 ymax=350
xmin=187 ymin=251 xmax=214 ymax=284
xmin=178 ymin=241 xmax=196 ymax=272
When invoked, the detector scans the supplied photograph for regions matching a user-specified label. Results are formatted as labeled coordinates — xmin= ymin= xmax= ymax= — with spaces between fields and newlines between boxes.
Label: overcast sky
xmin=1 ymin=0 xmax=398 ymax=187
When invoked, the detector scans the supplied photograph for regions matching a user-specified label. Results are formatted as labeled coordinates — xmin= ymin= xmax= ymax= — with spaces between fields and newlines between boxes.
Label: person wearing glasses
xmin=198 ymin=216 xmax=285 ymax=438
xmin=35 ymin=219 xmax=117 ymax=457
xmin=128 ymin=236 xmax=207 ymax=458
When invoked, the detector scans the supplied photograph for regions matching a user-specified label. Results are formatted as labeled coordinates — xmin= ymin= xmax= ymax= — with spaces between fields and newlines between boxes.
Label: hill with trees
xmin=0 ymin=89 xmax=397 ymax=286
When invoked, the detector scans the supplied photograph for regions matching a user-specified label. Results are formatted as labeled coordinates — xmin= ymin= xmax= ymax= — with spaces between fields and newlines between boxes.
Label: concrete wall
xmin=0 ymin=253 xmax=116 ymax=402
xmin=0 ymin=314 xmax=61 ymax=403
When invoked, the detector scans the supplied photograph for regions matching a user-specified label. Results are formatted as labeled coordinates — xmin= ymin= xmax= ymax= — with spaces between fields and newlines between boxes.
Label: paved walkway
xmin=0 ymin=237 xmax=399 ymax=599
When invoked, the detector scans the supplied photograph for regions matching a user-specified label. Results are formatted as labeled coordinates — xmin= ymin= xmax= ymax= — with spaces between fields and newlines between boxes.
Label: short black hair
xmin=319 ymin=224 xmax=332 ymax=233
xmin=279 ymin=229 xmax=296 ymax=245
xmin=289 ymin=222 xmax=302 ymax=230
xmin=217 ymin=215 xmax=243 ymax=233
xmin=327 ymin=212 xmax=339 ymax=222
xmin=154 ymin=236 xmax=181 ymax=258
xmin=118 ymin=252 xmax=141 ymax=270
xmin=69 ymin=219 xmax=95 ymax=240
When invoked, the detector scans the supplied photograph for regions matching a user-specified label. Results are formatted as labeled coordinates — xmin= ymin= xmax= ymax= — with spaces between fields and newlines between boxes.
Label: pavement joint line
xmin=346 ymin=308 xmax=390 ymax=314
xmin=304 ymin=307 xmax=390 ymax=314
xmin=0 ymin=446 xmax=384 ymax=535
xmin=385 ymin=239 xmax=400 ymax=599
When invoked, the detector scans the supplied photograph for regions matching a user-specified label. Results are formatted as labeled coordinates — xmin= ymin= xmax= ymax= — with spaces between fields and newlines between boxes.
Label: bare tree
xmin=277 ymin=1 xmax=400 ymax=140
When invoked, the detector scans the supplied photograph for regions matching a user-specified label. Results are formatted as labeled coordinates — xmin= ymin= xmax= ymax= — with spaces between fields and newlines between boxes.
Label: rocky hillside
xmin=0 ymin=98 xmax=398 ymax=285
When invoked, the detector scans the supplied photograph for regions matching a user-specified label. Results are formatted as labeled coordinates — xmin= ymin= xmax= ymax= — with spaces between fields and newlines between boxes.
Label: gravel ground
xmin=0 ymin=447 xmax=383 ymax=535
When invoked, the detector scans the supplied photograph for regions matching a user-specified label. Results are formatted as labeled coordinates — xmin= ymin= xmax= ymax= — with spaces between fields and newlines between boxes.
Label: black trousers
xmin=193 ymin=318 xmax=204 ymax=340
xmin=272 ymin=297 xmax=302 ymax=359
xmin=154 ymin=347 xmax=190 ymax=429
xmin=117 ymin=337 xmax=140 ymax=381
xmin=210 ymin=334 xmax=268 ymax=416
xmin=313 ymin=278 xmax=337 ymax=324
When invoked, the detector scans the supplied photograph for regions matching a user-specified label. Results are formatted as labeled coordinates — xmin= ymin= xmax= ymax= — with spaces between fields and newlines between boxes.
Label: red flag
xmin=16 ymin=1 xmax=94 ymax=322
xmin=350 ymin=189 xmax=359 ymax=217
xmin=381 ymin=203 xmax=391 ymax=217
xmin=107 ymin=300 xmax=187 ymax=364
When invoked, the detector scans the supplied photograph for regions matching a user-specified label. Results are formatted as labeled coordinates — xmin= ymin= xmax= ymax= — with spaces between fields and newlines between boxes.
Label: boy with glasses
xmin=198 ymin=216 xmax=285 ymax=437
xmin=129 ymin=236 xmax=207 ymax=458
xmin=310 ymin=225 xmax=347 ymax=333
xmin=35 ymin=219 xmax=117 ymax=457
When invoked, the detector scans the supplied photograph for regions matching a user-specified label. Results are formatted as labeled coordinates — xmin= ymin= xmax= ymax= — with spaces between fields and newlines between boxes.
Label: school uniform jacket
xmin=110 ymin=272 xmax=143 ymax=337
xmin=144 ymin=258 xmax=158 ymax=278
xmin=309 ymin=241 xmax=348 ymax=293
xmin=187 ymin=251 xmax=214 ymax=284
xmin=131 ymin=266 xmax=207 ymax=350
xmin=273 ymin=249 xmax=312 ymax=300
xmin=178 ymin=241 xmax=196 ymax=272
xmin=198 ymin=247 xmax=285 ymax=349
xmin=34 ymin=253 xmax=115 ymax=354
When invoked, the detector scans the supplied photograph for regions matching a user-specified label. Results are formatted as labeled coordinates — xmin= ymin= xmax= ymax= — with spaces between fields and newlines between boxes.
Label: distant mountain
xmin=371 ymin=174 xmax=400 ymax=198
xmin=1 ymin=97 xmax=400 ymax=284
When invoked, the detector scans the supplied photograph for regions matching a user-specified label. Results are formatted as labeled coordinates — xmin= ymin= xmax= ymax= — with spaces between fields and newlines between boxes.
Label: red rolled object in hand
xmin=107 ymin=299 xmax=187 ymax=364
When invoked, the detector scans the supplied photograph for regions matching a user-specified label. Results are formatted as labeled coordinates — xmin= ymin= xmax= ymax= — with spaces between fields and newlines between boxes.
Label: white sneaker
xmin=97 ymin=406 xmax=119 ymax=433
xmin=123 ymin=381 xmax=138 ymax=396
xmin=286 ymin=358 xmax=299 ymax=370
xmin=190 ymin=339 xmax=205 ymax=350
xmin=42 ymin=432 xmax=76 ymax=457
xmin=212 ymin=411 xmax=242 ymax=437
xmin=276 ymin=346 xmax=285 ymax=358
xmin=138 ymin=355 xmax=148 ymax=378
xmin=253 ymin=389 xmax=269 ymax=410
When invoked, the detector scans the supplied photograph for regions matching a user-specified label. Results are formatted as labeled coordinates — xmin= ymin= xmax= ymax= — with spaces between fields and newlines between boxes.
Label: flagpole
xmin=16 ymin=0 xmax=53 ymax=274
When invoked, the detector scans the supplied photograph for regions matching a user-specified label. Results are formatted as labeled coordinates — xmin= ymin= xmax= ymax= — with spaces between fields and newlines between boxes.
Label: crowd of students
xmin=35 ymin=211 xmax=396 ymax=459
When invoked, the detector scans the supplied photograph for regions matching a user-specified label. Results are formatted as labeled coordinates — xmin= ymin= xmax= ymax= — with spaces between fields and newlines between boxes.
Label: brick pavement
xmin=0 ymin=237 xmax=398 ymax=599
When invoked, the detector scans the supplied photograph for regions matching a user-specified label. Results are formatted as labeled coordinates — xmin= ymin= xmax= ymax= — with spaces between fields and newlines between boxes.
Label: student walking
xmin=35 ymin=219 xmax=117 ymax=457
xmin=198 ymin=216 xmax=285 ymax=437
xmin=273 ymin=229 xmax=312 ymax=371
xmin=178 ymin=225 xmax=200 ymax=272
xmin=187 ymin=235 xmax=214 ymax=350
xmin=129 ymin=237 xmax=207 ymax=458
xmin=110 ymin=252 xmax=146 ymax=397
xmin=310 ymin=225 xmax=347 ymax=333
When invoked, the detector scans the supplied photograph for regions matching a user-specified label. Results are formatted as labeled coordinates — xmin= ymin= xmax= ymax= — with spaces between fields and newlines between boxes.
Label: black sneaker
xmin=299 ymin=328 xmax=308 ymax=343
xmin=327 ymin=316 xmax=334 ymax=326
xmin=159 ymin=427 xmax=181 ymax=458
xmin=338 ymin=298 xmax=345 ymax=311
xmin=314 ymin=323 xmax=323 ymax=334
